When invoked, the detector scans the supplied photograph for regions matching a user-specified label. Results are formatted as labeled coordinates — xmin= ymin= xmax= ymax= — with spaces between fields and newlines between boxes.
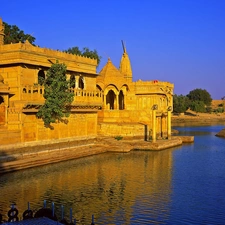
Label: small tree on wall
xmin=37 ymin=61 xmax=74 ymax=128
xmin=64 ymin=47 xmax=101 ymax=67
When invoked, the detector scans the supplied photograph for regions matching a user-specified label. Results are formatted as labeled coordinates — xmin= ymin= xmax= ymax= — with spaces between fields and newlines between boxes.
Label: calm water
xmin=0 ymin=124 xmax=225 ymax=224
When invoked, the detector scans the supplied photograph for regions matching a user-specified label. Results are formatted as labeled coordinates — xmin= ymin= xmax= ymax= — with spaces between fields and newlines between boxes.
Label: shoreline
xmin=1 ymin=113 xmax=224 ymax=175
xmin=0 ymin=136 xmax=193 ymax=174
xmin=172 ymin=113 xmax=225 ymax=125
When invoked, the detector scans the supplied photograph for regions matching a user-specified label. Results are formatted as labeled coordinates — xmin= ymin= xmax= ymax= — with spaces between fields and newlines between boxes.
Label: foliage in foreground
xmin=37 ymin=62 xmax=74 ymax=127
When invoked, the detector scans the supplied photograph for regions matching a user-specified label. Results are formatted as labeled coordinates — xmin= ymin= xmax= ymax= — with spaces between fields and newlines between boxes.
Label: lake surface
xmin=0 ymin=124 xmax=225 ymax=224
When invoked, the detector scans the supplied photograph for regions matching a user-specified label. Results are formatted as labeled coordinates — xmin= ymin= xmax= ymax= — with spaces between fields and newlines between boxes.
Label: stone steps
xmin=0 ymin=136 xmax=193 ymax=174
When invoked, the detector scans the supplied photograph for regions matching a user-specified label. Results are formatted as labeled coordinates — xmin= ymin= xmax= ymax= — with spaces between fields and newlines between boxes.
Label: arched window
xmin=78 ymin=75 xmax=84 ymax=89
xmin=70 ymin=74 xmax=76 ymax=88
xmin=38 ymin=70 xmax=45 ymax=85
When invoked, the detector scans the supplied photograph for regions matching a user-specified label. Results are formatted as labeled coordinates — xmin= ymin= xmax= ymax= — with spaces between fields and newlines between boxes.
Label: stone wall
xmin=97 ymin=122 xmax=146 ymax=139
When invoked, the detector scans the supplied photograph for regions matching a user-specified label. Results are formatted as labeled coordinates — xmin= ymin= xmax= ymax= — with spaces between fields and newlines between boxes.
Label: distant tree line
xmin=173 ymin=88 xmax=224 ymax=114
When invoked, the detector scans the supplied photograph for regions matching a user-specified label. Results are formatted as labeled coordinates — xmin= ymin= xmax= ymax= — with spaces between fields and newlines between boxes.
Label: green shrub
xmin=115 ymin=136 xmax=123 ymax=141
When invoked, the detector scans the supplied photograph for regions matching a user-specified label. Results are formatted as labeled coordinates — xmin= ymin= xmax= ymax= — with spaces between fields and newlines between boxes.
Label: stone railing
xmin=21 ymin=85 xmax=103 ymax=105
xmin=21 ymin=85 xmax=45 ymax=102
xmin=70 ymin=89 xmax=102 ymax=105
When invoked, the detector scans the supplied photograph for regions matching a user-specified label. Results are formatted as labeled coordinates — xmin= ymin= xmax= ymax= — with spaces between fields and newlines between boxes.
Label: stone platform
xmin=0 ymin=136 xmax=194 ymax=174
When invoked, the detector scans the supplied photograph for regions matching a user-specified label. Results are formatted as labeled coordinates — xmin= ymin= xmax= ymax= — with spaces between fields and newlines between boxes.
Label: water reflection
xmin=1 ymin=124 xmax=225 ymax=224
xmin=0 ymin=149 xmax=175 ymax=224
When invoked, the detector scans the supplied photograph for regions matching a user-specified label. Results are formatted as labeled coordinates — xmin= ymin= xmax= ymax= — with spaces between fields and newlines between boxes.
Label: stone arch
xmin=103 ymin=85 xmax=119 ymax=110
xmin=38 ymin=70 xmax=45 ymax=85
xmin=120 ymin=84 xmax=129 ymax=92
xmin=104 ymin=85 xmax=119 ymax=95
xmin=96 ymin=84 xmax=102 ymax=92
xmin=119 ymin=84 xmax=129 ymax=110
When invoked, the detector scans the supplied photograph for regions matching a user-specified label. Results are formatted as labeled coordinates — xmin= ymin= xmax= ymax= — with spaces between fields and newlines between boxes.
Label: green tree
xmin=64 ymin=47 xmax=101 ymax=66
xmin=187 ymin=88 xmax=212 ymax=106
xmin=173 ymin=94 xmax=190 ymax=113
xmin=189 ymin=101 xmax=206 ymax=113
xmin=3 ymin=22 xmax=35 ymax=44
xmin=64 ymin=47 xmax=81 ymax=55
xmin=37 ymin=62 xmax=74 ymax=127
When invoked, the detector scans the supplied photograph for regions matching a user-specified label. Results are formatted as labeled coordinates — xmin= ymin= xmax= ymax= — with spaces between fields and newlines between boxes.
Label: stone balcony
xmin=21 ymin=85 xmax=103 ymax=112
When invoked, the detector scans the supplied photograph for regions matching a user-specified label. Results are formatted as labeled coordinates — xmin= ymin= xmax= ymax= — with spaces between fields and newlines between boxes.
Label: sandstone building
xmin=0 ymin=18 xmax=174 ymax=147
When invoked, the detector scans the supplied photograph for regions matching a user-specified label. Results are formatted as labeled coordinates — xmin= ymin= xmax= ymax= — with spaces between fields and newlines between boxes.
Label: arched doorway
xmin=119 ymin=90 xmax=124 ymax=110
xmin=38 ymin=70 xmax=45 ymax=85
xmin=106 ymin=90 xmax=116 ymax=109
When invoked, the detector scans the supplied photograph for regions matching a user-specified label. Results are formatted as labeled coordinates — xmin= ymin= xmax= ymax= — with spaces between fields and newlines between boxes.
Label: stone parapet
xmin=0 ymin=42 xmax=97 ymax=74
xmin=135 ymin=80 xmax=174 ymax=95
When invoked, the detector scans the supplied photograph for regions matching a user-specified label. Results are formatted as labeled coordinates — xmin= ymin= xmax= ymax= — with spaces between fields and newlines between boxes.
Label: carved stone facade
xmin=0 ymin=17 xmax=173 ymax=146
xmin=97 ymin=44 xmax=174 ymax=141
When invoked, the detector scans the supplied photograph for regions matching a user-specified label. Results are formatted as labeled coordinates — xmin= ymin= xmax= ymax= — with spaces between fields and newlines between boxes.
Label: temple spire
xmin=0 ymin=18 xmax=5 ymax=45
xmin=121 ymin=40 xmax=126 ymax=53
xmin=119 ymin=40 xmax=132 ymax=81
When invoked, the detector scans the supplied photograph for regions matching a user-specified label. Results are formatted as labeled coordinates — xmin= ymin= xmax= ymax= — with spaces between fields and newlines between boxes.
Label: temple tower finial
xmin=119 ymin=41 xmax=132 ymax=81
xmin=0 ymin=18 xmax=5 ymax=45
xmin=121 ymin=40 xmax=126 ymax=53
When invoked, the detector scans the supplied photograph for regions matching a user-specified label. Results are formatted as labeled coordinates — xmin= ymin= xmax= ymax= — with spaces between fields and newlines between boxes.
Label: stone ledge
xmin=0 ymin=136 xmax=193 ymax=174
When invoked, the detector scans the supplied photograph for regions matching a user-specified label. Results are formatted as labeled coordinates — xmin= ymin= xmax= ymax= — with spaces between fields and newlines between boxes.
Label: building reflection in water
xmin=0 ymin=148 xmax=176 ymax=224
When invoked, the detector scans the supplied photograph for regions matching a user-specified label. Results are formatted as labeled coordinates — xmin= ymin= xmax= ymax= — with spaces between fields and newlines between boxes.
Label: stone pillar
xmin=167 ymin=106 xmax=172 ymax=139
xmin=103 ymin=94 xmax=106 ymax=109
xmin=152 ymin=104 xmax=158 ymax=142
xmin=75 ymin=75 xmax=79 ymax=88
xmin=161 ymin=115 xmax=166 ymax=138
xmin=116 ymin=94 xmax=119 ymax=110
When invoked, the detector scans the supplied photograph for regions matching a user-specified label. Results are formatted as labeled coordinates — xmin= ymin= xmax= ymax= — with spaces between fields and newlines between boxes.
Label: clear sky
xmin=1 ymin=0 xmax=225 ymax=99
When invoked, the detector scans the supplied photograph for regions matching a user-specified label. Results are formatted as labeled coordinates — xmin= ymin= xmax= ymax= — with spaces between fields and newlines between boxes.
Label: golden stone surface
xmin=0 ymin=19 xmax=174 ymax=147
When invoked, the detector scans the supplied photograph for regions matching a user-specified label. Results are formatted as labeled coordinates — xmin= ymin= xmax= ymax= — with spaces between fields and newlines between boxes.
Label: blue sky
xmin=1 ymin=0 xmax=225 ymax=99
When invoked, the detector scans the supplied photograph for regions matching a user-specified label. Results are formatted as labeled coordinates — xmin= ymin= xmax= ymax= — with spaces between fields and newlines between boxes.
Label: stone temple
xmin=0 ymin=18 xmax=174 ymax=147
